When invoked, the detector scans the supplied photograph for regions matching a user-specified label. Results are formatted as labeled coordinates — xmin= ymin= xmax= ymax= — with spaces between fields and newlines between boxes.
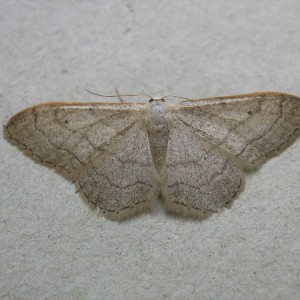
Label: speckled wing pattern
xmin=5 ymin=102 xmax=159 ymax=220
xmin=5 ymin=103 xmax=144 ymax=178
xmin=162 ymin=92 xmax=300 ymax=216
xmin=78 ymin=122 xmax=159 ymax=220
xmin=161 ymin=121 xmax=242 ymax=217
xmin=170 ymin=93 xmax=300 ymax=168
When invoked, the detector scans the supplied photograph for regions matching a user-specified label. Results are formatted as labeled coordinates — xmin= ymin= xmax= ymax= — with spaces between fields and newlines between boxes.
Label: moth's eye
xmin=161 ymin=98 xmax=165 ymax=102
xmin=149 ymin=99 xmax=154 ymax=103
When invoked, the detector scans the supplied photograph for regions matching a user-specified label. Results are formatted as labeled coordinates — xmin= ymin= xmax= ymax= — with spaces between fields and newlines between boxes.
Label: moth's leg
xmin=115 ymin=87 xmax=125 ymax=103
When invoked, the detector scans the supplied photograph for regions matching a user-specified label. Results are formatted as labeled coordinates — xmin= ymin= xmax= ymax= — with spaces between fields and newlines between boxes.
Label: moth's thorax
xmin=146 ymin=99 xmax=167 ymax=131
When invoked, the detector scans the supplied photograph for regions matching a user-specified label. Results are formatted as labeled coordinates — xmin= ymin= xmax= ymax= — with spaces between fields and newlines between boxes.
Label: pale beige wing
xmin=161 ymin=121 xmax=242 ymax=218
xmin=5 ymin=102 xmax=145 ymax=179
xmin=168 ymin=92 xmax=300 ymax=168
xmin=78 ymin=122 xmax=159 ymax=220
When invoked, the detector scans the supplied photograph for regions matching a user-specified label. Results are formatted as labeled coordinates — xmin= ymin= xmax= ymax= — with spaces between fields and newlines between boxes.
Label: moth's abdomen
xmin=148 ymin=127 xmax=169 ymax=173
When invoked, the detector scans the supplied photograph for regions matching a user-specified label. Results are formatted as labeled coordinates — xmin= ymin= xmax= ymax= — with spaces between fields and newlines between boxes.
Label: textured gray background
xmin=1 ymin=1 xmax=300 ymax=299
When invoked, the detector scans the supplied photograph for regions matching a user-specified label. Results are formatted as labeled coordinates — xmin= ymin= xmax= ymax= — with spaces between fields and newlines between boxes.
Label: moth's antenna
xmin=162 ymin=95 xmax=196 ymax=101
xmin=85 ymin=89 xmax=153 ymax=100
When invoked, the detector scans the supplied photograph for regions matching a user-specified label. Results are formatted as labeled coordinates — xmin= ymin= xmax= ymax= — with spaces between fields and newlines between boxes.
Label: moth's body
xmin=146 ymin=99 xmax=169 ymax=173
xmin=5 ymin=92 xmax=300 ymax=220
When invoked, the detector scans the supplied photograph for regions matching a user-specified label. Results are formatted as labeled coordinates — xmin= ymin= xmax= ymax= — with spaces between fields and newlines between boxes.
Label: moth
xmin=5 ymin=92 xmax=300 ymax=220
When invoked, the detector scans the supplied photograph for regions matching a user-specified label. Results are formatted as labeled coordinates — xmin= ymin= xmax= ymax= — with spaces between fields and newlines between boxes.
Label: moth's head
xmin=147 ymin=97 xmax=167 ymax=128
xmin=149 ymin=97 xmax=165 ymax=103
